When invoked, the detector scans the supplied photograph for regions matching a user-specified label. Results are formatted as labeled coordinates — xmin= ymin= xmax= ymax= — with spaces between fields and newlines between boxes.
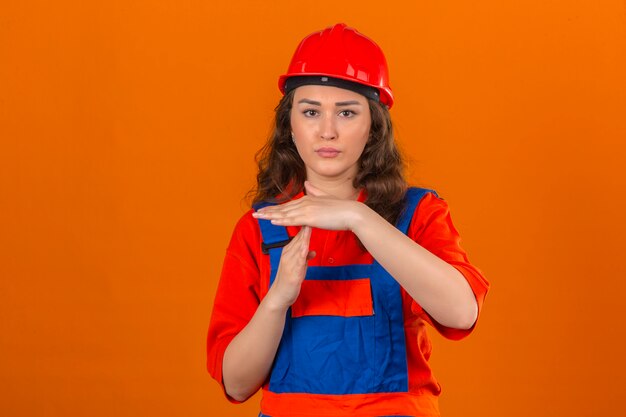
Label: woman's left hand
xmin=252 ymin=181 xmax=365 ymax=231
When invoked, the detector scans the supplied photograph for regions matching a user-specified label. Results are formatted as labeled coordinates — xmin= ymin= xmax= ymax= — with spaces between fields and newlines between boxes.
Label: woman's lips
xmin=316 ymin=147 xmax=340 ymax=158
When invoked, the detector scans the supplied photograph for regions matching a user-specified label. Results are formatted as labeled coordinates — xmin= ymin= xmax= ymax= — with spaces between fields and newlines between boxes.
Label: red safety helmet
xmin=278 ymin=23 xmax=394 ymax=108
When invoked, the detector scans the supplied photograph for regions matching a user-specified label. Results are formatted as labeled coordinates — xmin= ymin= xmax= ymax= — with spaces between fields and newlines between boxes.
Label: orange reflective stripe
xmin=260 ymin=389 xmax=440 ymax=417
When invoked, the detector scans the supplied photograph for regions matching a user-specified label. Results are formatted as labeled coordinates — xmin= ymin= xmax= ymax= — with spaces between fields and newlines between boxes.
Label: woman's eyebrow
xmin=297 ymin=99 xmax=321 ymax=106
xmin=335 ymin=100 xmax=362 ymax=106
xmin=297 ymin=99 xmax=363 ymax=106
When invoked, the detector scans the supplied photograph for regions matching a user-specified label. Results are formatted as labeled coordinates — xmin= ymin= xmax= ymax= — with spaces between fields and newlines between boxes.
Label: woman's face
xmin=290 ymin=85 xmax=371 ymax=184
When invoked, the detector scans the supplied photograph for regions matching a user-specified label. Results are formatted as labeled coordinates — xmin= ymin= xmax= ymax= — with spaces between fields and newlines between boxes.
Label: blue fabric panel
xmin=268 ymin=261 xmax=408 ymax=394
xmin=268 ymin=247 xmax=283 ymax=286
xmin=305 ymin=264 xmax=371 ymax=280
xmin=271 ymin=311 xmax=378 ymax=394
xmin=253 ymin=201 xmax=290 ymax=247
xmin=253 ymin=201 xmax=289 ymax=286
xmin=369 ymin=260 xmax=409 ymax=392
xmin=395 ymin=187 xmax=437 ymax=234
xmin=258 ymin=187 xmax=435 ymax=395
xmin=365 ymin=187 xmax=434 ymax=392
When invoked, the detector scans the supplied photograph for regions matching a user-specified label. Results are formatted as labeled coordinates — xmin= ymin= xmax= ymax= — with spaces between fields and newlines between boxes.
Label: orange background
xmin=1 ymin=1 xmax=625 ymax=416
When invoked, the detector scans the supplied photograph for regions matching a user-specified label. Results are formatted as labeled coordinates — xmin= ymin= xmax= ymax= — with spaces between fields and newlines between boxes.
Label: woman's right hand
xmin=263 ymin=226 xmax=316 ymax=311
xmin=222 ymin=225 xmax=316 ymax=401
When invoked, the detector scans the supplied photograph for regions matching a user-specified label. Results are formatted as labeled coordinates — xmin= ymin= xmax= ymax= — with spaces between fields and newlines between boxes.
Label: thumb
xmin=304 ymin=180 xmax=329 ymax=197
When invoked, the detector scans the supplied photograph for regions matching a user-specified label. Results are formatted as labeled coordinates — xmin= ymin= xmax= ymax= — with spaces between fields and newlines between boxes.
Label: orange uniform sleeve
xmin=407 ymin=192 xmax=490 ymax=340
xmin=206 ymin=211 xmax=263 ymax=402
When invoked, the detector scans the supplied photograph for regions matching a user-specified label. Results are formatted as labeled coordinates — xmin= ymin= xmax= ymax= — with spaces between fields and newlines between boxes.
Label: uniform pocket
xmin=291 ymin=278 xmax=373 ymax=318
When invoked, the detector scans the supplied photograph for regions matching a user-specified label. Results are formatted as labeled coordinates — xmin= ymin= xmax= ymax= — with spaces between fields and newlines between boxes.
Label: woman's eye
xmin=303 ymin=109 xmax=318 ymax=117
xmin=339 ymin=110 xmax=356 ymax=117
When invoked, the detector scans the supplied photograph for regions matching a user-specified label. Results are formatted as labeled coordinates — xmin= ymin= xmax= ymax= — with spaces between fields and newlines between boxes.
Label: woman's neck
xmin=304 ymin=176 xmax=360 ymax=200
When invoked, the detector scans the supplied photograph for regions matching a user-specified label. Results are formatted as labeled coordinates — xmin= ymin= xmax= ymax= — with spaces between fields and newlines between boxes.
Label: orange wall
xmin=1 ymin=1 xmax=625 ymax=416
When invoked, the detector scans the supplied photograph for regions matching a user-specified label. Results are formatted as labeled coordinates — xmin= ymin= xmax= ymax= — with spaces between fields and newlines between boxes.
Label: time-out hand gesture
xmin=252 ymin=181 xmax=365 ymax=231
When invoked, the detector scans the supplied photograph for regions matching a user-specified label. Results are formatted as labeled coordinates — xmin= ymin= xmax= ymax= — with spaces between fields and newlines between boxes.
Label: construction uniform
xmin=207 ymin=188 xmax=489 ymax=417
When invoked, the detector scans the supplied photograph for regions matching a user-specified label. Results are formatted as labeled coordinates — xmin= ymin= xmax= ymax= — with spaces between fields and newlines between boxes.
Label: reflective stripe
xmin=260 ymin=414 xmax=415 ymax=417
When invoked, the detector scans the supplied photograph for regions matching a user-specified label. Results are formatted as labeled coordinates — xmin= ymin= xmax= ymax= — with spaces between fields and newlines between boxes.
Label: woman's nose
xmin=320 ymin=115 xmax=337 ymax=140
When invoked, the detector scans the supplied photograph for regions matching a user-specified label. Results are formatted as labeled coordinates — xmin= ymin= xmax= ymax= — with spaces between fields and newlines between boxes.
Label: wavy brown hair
xmin=250 ymin=90 xmax=408 ymax=226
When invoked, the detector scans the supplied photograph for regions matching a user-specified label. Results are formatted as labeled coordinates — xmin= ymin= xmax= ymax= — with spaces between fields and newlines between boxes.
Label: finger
xmin=283 ymin=225 xmax=308 ymax=253
xmin=280 ymin=227 xmax=308 ymax=260
xmin=270 ymin=215 xmax=308 ymax=226
xmin=253 ymin=206 xmax=283 ymax=218
xmin=255 ymin=198 xmax=305 ymax=215
xmin=253 ymin=205 xmax=297 ymax=220
xmin=299 ymin=226 xmax=311 ymax=257
xmin=262 ymin=202 xmax=305 ymax=218
xmin=260 ymin=205 xmax=309 ymax=225
xmin=284 ymin=226 xmax=306 ymax=249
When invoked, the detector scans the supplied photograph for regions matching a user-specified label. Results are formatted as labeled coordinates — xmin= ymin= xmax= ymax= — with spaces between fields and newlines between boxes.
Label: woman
xmin=207 ymin=23 xmax=489 ymax=417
